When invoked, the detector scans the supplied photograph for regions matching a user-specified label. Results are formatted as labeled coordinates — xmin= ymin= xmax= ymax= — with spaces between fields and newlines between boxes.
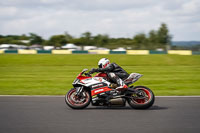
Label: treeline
xmin=0 ymin=23 xmax=172 ymax=50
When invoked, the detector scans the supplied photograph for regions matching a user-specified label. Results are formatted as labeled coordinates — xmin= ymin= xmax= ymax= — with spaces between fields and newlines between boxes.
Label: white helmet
xmin=98 ymin=58 xmax=110 ymax=68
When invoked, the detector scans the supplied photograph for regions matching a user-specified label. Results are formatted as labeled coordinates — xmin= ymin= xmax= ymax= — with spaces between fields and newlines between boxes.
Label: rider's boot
xmin=115 ymin=78 xmax=128 ymax=94
xmin=116 ymin=84 xmax=128 ymax=91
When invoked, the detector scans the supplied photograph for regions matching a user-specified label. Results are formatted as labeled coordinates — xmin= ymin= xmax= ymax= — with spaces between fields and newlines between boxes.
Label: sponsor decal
xmin=92 ymin=84 xmax=103 ymax=88
xmin=82 ymin=78 xmax=91 ymax=82
xmin=92 ymin=95 xmax=97 ymax=98
xmin=91 ymin=87 xmax=112 ymax=96
xmin=81 ymin=78 xmax=92 ymax=83
xmin=93 ymin=77 xmax=103 ymax=82
xmin=94 ymin=89 xmax=104 ymax=93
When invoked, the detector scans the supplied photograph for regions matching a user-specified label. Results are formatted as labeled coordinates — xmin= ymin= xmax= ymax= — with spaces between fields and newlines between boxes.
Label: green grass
xmin=0 ymin=54 xmax=200 ymax=95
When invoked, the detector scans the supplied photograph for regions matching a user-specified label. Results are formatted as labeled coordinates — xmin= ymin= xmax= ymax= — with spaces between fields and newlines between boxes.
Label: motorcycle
xmin=65 ymin=69 xmax=155 ymax=109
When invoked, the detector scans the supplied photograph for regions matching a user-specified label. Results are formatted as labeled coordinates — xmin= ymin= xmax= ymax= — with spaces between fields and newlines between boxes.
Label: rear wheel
xmin=65 ymin=88 xmax=91 ymax=109
xmin=127 ymin=86 xmax=155 ymax=109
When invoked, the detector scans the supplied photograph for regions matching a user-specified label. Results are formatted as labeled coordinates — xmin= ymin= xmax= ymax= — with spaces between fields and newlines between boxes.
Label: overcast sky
xmin=0 ymin=0 xmax=200 ymax=41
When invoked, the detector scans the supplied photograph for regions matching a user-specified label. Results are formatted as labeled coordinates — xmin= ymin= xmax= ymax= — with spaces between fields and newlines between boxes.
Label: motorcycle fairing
xmin=81 ymin=77 xmax=111 ymax=87
xmin=91 ymin=87 xmax=112 ymax=96
xmin=78 ymin=76 xmax=112 ymax=96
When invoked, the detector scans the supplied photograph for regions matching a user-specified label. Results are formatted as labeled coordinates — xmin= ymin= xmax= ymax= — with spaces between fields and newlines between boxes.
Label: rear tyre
xmin=65 ymin=88 xmax=91 ymax=109
xmin=127 ymin=86 xmax=155 ymax=109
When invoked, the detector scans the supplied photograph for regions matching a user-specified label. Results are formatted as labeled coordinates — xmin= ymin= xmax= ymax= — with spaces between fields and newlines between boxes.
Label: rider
xmin=89 ymin=58 xmax=129 ymax=92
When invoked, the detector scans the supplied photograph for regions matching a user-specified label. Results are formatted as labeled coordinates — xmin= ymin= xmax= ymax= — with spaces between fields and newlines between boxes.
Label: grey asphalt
xmin=0 ymin=96 xmax=200 ymax=133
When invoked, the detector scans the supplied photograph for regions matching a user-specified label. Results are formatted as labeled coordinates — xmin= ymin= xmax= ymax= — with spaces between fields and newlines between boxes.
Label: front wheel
xmin=127 ymin=86 xmax=155 ymax=109
xmin=65 ymin=88 xmax=91 ymax=109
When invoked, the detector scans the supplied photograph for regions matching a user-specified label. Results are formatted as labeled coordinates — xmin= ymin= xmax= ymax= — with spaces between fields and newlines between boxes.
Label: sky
xmin=0 ymin=0 xmax=200 ymax=41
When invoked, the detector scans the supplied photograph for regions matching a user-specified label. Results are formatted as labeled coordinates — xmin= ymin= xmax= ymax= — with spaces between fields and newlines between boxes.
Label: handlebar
xmin=85 ymin=72 xmax=92 ymax=77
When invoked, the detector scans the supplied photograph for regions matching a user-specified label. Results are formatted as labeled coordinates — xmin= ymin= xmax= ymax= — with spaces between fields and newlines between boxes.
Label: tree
xmin=133 ymin=33 xmax=147 ymax=49
xmin=19 ymin=34 xmax=29 ymax=40
xmin=48 ymin=35 xmax=68 ymax=47
xmin=81 ymin=32 xmax=92 ymax=39
xmin=93 ymin=34 xmax=109 ymax=47
xmin=0 ymin=22 xmax=174 ymax=50
xmin=29 ymin=33 xmax=44 ymax=45
xmin=147 ymin=30 xmax=159 ymax=49
xmin=148 ymin=30 xmax=158 ymax=43
xmin=80 ymin=32 xmax=93 ymax=46
xmin=157 ymin=23 xmax=172 ymax=50
xmin=64 ymin=32 xmax=73 ymax=42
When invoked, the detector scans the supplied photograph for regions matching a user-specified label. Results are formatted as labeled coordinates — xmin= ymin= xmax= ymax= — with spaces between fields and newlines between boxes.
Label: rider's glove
xmin=89 ymin=68 xmax=97 ymax=74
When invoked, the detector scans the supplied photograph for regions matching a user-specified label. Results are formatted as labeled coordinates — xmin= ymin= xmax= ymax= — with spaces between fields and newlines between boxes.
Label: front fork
xmin=75 ymin=86 xmax=88 ymax=99
xmin=75 ymin=86 xmax=83 ymax=96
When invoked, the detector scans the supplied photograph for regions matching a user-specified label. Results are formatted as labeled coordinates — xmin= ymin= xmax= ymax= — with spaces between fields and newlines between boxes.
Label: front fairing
xmin=81 ymin=77 xmax=110 ymax=87
xmin=72 ymin=78 xmax=80 ymax=85
xmin=72 ymin=69 xmax=111 ymax=90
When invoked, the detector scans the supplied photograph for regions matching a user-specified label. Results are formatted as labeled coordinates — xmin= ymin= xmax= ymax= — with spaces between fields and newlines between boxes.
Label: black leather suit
xmin=95 ymin=63 xmax=129 ymax=86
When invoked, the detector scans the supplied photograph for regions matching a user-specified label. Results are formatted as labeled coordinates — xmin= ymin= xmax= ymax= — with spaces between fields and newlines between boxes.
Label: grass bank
xmin=0 ymin=54 xmax=199 ymax=95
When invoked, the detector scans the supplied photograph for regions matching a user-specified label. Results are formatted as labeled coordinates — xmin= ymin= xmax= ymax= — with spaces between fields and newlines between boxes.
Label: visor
xmin=98 ymin=64 xmax=102 ymax=68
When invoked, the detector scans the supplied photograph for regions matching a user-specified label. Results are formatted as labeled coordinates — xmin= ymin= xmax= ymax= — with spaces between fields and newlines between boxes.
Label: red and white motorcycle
xmin=65 ymin=69 xmax=155 ymax=109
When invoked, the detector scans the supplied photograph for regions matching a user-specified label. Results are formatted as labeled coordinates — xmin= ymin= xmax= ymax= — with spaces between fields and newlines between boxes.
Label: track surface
xmin=0 ymin=96 xmax=200 ymax=133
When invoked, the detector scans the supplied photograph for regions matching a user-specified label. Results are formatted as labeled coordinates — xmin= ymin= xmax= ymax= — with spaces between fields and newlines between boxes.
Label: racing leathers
xmin=90 ymin=63 xmax=129 ymax=91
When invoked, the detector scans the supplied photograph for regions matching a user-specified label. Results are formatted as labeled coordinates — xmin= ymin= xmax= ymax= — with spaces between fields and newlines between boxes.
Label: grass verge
xmin=0 ymin=54 xmax=199 ymax=95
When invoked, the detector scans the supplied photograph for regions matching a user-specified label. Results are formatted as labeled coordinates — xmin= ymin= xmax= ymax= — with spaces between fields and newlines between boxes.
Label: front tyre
xmin=65 ymin=88 xmax=91 ymax=109
xmin=128 ymin=86 xmax=155 ymax=109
